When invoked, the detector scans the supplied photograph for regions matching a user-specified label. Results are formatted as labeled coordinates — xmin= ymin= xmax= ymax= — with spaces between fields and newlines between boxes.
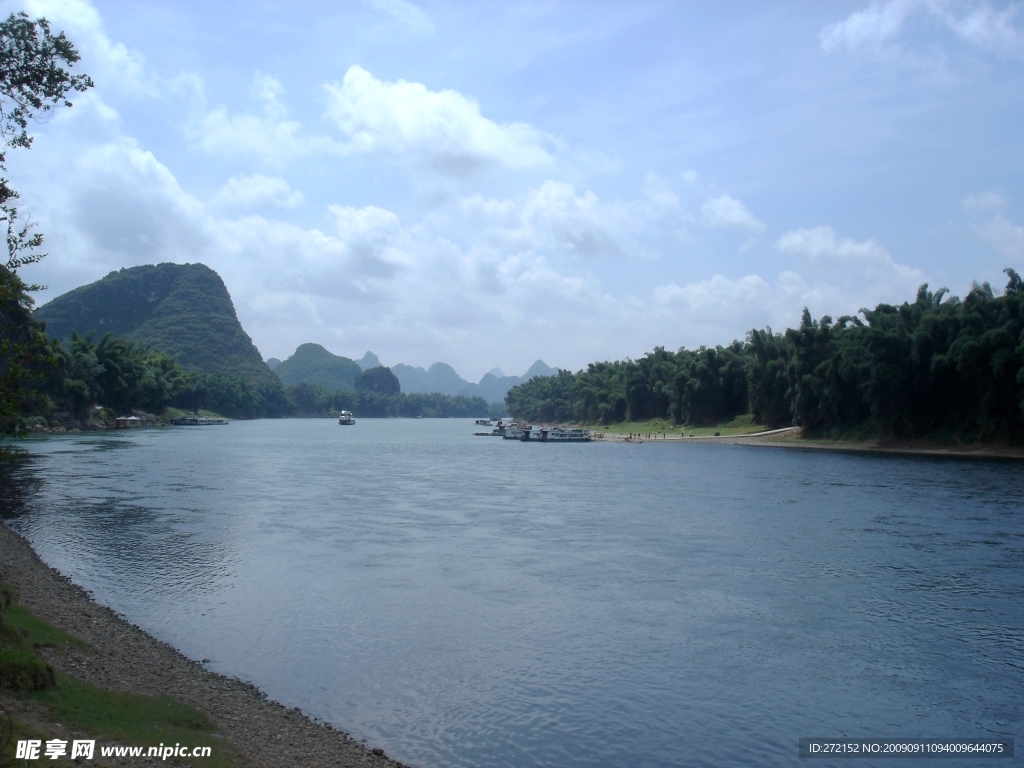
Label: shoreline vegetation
xmin=506 ymin=273 xmax=1024 ymax=450
xmin=0 ymin=524 xmax=408 ymax=768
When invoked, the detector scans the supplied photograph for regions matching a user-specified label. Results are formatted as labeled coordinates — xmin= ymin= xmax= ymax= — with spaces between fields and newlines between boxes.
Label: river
xmin=2 ymin=419 xmax=1021 ymax=767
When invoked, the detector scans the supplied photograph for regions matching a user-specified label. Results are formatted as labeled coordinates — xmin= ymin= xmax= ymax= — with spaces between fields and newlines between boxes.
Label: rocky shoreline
xmin=0 ymin=523 xmax=411 ymax=768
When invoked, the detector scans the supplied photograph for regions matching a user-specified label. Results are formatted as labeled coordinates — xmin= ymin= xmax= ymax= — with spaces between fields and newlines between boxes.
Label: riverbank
xmin=720 ymin=428 xmax=1024 ymax=460
xmin=588 ymin=424 xmax=1024 ymax=459
xmin=0 ymin=523 xmax=410 ymax=768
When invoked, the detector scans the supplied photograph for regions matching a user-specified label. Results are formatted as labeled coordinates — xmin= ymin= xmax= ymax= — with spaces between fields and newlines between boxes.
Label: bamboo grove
xmin=505 ymin=271 xmax=1024 ymax=441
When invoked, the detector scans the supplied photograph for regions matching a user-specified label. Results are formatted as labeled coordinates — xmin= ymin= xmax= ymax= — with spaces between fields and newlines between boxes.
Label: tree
xmin=354 ymin=365 xmax=401 ymax=395
xmin=0 ymin=13 xmax=91 ymax=438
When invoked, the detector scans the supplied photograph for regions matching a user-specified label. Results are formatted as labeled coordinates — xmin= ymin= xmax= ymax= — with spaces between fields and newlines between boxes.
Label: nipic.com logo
xmin=15 ymin=739 xmax=212 ymax=760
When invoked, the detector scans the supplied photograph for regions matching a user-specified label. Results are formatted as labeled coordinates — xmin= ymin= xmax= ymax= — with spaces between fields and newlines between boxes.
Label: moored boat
xmin=170 ymin=415 xmax=228 ymax=426
xmin=503 ymin=423 xmax=526 ymax=440
xmin=522 ymin=425 xmax=590 ymax=442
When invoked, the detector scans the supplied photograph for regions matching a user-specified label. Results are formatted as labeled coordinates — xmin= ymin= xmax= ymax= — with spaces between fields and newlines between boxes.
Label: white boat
xmin=521 ymin=425 xmax=591 ymax=442
xmin=503 ymin=423 xmax=526 ymax=440
xmin=338 ymin=410 xmax=355 ymax=425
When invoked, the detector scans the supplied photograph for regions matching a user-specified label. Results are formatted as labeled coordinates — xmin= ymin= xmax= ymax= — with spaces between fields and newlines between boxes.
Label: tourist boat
xmin=475 ymin=418 xmax=515 ymax=437
xmin=519 ymin=425 xmax=591 ymax=442
xmin=503 ymin=423 xmax=526 ymax=440
xmin=170 ymin=415 xmax=227 ymax=426
xmin=544 ymin=427 xmax=591 ymax=442
xmin=338 ymin=411 xmax=355 ymax=425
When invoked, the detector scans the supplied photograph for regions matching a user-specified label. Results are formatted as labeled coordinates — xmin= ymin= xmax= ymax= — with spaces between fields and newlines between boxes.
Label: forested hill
xmin=275 ymin=343 xmax=362 ymax=391
xmin=33 ymin=263 xmax=275 ymax=385
xmin=506 ymin=271 xmax=1024 ymax=442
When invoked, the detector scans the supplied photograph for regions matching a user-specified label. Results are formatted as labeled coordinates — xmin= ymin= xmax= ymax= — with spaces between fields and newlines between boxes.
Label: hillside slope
xmin=34 ymin=263 xmax=275 ymax=384
xmin=275 ymin=343 xmax=362 ymax=390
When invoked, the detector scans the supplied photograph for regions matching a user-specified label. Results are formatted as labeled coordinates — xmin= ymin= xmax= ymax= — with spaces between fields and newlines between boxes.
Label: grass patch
xmin=598 ymin=413 xmax=771 ymax=437
xmin=2 ymin=604 xmax=93 ymax=653
xmin=26 ymin=676 xmax=243 ymax=767
xmin=0 ymin=584 xmax=244 ymax=767
xmin=0 ymin=585 xmax=91 ymax=651
xmin=0 ymin=645 xmax=56 ymax=690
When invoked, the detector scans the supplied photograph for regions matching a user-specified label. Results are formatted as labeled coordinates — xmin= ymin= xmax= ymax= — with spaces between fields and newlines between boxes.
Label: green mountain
xmin=274 ymin=343 xmax=362 ymax=391
xmin=33 ymin=263 xmax=275 ymax=384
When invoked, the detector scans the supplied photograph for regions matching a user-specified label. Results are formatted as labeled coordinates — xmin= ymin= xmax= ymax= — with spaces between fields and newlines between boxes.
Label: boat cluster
xmin=474 ymin=418 xmax=591 ymax=442
xmin=170 ymin=415 xmax=228 ymax=426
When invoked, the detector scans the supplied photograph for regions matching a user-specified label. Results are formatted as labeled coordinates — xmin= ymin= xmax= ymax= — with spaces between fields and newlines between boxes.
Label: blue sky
xmin=10 ymin=0 xmax=1024 ymax=379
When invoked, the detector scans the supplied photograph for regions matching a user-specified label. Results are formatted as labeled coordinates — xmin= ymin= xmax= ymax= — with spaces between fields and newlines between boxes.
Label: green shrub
xmin=0 ymin=645 xmax=56 ymax=690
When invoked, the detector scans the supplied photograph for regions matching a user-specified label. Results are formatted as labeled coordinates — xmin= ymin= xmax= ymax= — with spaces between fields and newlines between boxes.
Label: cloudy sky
xmin=9 ymin=0 xmax=1024 ymax=379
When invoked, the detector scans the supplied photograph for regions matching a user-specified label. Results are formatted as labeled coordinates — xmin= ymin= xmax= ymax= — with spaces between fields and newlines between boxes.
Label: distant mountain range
xmin=392 ymin=359 xmax=557 ymax=402
xmin=269 ymin=344 xmax=557 ymax=403
xmin=34 ymin=263 xmax=275 ymax=385
xmin=31 ymin=260 xmax=556 ymax=405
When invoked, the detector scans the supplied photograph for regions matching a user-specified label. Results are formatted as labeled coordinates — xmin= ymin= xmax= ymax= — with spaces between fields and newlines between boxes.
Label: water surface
xmin=3 ymin=419 xmax=1022 ymax=767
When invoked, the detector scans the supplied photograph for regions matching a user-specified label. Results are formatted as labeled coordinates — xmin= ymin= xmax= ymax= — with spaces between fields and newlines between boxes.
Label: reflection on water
xmin=3 ymin=421 xmax=1023 ymax=768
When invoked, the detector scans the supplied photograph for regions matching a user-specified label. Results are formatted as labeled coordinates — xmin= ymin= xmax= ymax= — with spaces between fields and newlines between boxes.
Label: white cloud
xmin=775 ymin=225 xmax=924 ymax=293
xmin=23 ymin=0 xmax=156 ymax=95
xmin=211 ymin=175 xmax=304 ymax=211
xmin=322 ymin=66 xmax=553 ymax=174
xmin=962 ymin=190 xmax=1006 ymax=212
xmin=821 ymin=0 xmax=919 ymax=52
xmin=699 ymin=194 xmax=766 ymax=232
xmin=191 ymin=74 xmax=341 ymax=162
xmin=649 ymin=262 xmax=931 ymax=340
xmin=644 ymin=173 xmax=680 ymax=209
xmin=822 ymin=0 xmax=1024 ymax=59
xmin=653 ymin=273 xmax=772 ymax=312
xmin=650 ymin=271 xmax=844 ymax=341
xmin=776 ymin=225 xmax=886 ymax=262
xmin=963 ymin=192 xmax=1024 ymax=261
xmin=362 ymin=0 xmax=434 ymax=35
xmin=934 ymin=2 xmax=1024 ymax=57
xmin=450 ymin=180 xmax=653 ymax=259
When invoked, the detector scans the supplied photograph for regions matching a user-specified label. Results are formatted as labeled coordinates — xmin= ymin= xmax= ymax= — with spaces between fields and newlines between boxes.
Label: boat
xmin=544 ymin=427 xmax=577 ymax=442
xmin=475 ymin=417 xmax=514 ymax=437
xmin=519 ymin=425 xmax=591 ymax=442
xmin=338 ymin=411 xmax=355 ymax=425
xmin=475 ymin=418 xmax=495 ymax=426
xmin=170 ymin=415 xmax=228 ymax=426
xmin=503 ymin=423 xmax=526 ymax=440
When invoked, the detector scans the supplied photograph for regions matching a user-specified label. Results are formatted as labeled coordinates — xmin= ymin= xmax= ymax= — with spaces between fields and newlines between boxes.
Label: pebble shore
xmin=0 ymin=523 xmax=412 ymax=768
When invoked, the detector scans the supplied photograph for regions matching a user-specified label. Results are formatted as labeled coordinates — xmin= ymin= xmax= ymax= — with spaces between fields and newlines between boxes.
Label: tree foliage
xmin=42 ymin=333 xmax=191 ymax=417
xmin=354 ymin=365 xmax=401 ymax=395
xmin=0 ymin=13 xmax=90 ymax=438
xmin=506 ymin=344 xmax=750 ymax=426
xmin=507 ymin=273 xmax=1024 ymax=442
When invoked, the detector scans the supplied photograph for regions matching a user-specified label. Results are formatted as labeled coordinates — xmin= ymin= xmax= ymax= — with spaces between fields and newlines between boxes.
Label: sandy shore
xmin=591 ymin=426 xmax=1024 ymax=459
xmin=0 ymin=523 xmax=412 ymax=768
xmin=720 ymin=429 xmax=1024 ymax=459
